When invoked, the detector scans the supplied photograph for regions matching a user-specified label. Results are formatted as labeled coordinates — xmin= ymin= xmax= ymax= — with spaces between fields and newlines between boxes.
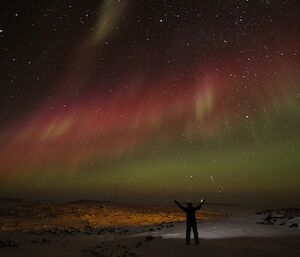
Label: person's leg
xmin=186 ymin=223 xmax=191 ymax=244
xmin=192 ymin=222 xmax=199 ymax=244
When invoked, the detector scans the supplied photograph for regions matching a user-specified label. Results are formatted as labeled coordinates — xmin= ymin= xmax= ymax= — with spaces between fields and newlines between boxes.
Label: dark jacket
xmin=175 ymin=201 xmax=202 ymax=223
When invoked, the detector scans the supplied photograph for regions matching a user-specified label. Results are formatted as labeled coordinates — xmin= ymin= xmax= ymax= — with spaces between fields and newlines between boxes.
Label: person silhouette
xmin=174 ymin=199 xmax=205 ymax=245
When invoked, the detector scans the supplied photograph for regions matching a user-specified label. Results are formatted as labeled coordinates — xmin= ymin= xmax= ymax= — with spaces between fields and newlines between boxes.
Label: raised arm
xmin=195 ymin=199 xmax=205 ymax=210
xmin=174 ymin=200 xmax=185 ymax=211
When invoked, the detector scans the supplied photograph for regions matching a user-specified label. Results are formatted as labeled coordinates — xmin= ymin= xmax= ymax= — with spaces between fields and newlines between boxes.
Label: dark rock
xmin=145 ymin=236 xmax=155 ymax=242
xmin=0 ymin=240 xmax=7 ymax=247
xmin=289 ymin=223 xmax=298 ymax=228
xmin=108 ymin=227 xmax=116 ymax=233
xmin=7 ymin=239 xmax=20 ymax=247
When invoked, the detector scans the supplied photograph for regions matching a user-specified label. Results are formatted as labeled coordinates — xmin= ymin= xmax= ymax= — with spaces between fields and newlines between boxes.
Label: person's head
xmin=187 ymin=202 xmax=193 ymax=208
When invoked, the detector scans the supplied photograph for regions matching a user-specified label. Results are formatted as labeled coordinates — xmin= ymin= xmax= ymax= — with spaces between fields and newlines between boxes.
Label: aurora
xmin=0 ymin=0 xmax=299 ymax=204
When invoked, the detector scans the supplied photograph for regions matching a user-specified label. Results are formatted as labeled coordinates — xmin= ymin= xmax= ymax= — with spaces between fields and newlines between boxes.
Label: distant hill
xmin=0 ymin=197 xmax=24 ymax=203
xmin=66 ymin=199 xmax=104 ymax=205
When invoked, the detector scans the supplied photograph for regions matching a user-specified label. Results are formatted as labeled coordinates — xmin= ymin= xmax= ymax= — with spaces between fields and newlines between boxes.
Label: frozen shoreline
xmin=0 ymin=200 xmax=299 ymax=257
xmin=1 ymin=213 xmax=300 ymax=257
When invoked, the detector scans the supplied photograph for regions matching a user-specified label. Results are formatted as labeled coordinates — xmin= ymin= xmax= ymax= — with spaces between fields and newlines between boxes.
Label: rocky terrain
xmin=256 ymin=208 xmax=300 ymax=228
xmin=0 ymin=198 xmax=217 ymax=233
xmin=0 ymin=199 xmax=299 ymax=257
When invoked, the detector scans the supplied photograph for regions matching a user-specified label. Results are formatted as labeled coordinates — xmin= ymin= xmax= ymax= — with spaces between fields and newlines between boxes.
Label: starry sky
xmin=0 ymin=0 xmax=299 ymax=204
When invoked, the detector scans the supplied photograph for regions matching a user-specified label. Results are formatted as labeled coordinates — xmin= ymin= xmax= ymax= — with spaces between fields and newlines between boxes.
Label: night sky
xmin=0 ymin=0 xmax=299 ymax=204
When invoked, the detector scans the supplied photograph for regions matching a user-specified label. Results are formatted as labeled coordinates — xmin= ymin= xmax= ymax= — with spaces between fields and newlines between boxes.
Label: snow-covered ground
xmin=1 ymin=203 xmax=300 ymax=257
xmin=159 ymin=215 xmax=300 ymax=239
